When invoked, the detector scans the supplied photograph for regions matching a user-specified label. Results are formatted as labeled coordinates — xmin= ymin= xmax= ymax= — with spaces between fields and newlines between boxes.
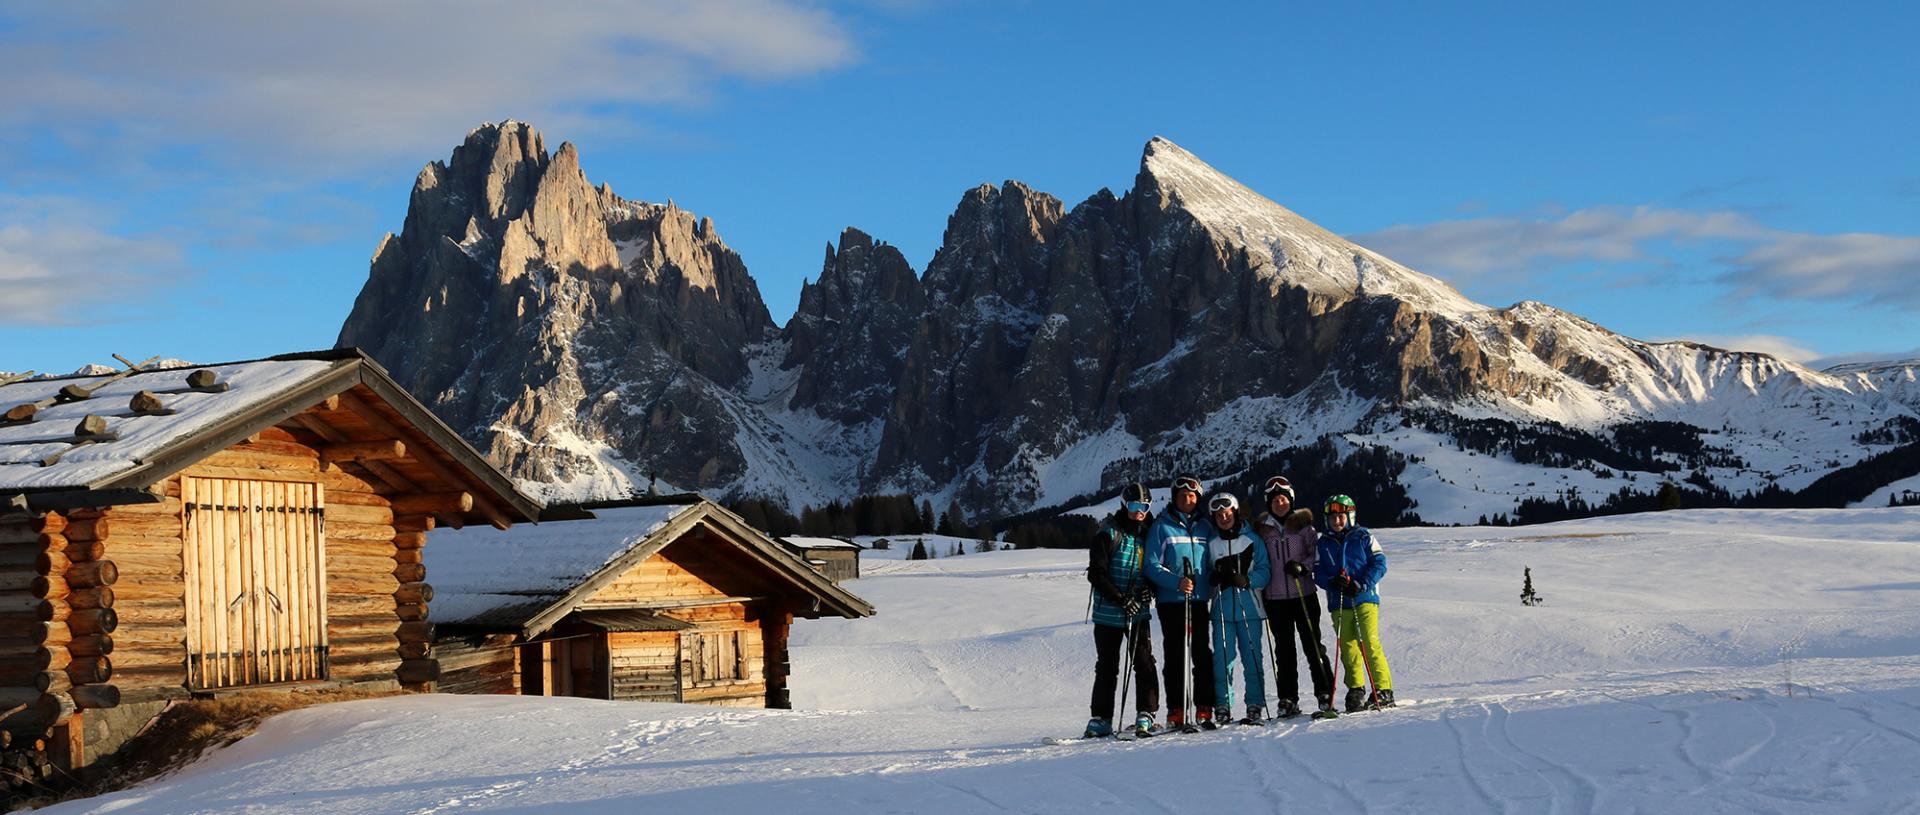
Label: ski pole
xmin=1117 ymin=617 xmax=1135 ymax=731
xmin=1294 ymin=572 xmax=1334 ymax=704
xmin=1342 ymin=570 xmax=1380 ymax=705
xmin=1183 ymin=555 xmax=1195 ymax=729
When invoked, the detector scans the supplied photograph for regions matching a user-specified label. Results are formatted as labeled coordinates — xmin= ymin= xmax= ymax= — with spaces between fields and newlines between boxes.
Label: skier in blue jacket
xmin=1314 ymin=494 xmax=1395 ymax=712
xmin=1144 ymin=474 xmax=1218 ymax=730
xmin=1204 ymin=492 xmax=1271 ymax=724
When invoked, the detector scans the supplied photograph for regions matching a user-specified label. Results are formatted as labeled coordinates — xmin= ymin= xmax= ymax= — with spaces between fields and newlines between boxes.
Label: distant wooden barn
xmin=430 ymin=498 xmax=873 ymax=707
xmin=0 ymin=350 xmax=542 ymax=776
xmin=779 ymin=536 xmax=864 ymax=581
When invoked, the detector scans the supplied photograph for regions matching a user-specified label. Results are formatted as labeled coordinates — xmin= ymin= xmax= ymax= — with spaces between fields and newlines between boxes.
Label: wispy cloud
xmin=1718 ymin=233 xmax=1920 ymax=308
xmin=0 ymin=1 xmax=857 ymax=171
xmin=1808 ymin=347 xmax=1920 ymax=370
xmin=1653 ymin=333 xmax=1819 ymax=363
xmin=1352 ymin=205 xmax=1767 ymax=285
xmin=0 ymin=196 xmax=183 ymax=325
xmin=1352 ymin=205 xmax=1920 ymax=313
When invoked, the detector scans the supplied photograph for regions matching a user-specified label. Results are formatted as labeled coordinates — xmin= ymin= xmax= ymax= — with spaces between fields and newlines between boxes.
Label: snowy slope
xmin=48 ymin=508 xmax=1920 ymax=814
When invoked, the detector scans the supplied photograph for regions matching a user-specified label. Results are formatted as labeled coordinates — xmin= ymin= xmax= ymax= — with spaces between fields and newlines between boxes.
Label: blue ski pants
xmin=1211 ymin=617 xmax=1266 ymax=712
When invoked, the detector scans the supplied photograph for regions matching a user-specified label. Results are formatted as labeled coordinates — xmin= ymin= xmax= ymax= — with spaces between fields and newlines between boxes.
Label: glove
xmin=1121 ymin=596 xmax=1144 ymax=618
xmin=1227 ymin=571 xmax=1250 ymax=589
xmin=1338 ymin=575 xmax=1362 ymax=597
xmin=1135 ymin=587 xmax=1156 ymax=609
xmin=1284 ymin=560 xmax=1307 ymax=577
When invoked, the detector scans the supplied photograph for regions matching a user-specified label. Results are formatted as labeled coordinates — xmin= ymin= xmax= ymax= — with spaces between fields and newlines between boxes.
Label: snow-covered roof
xmin=0 ymin=349 xmax=544 ymax=524
xmin=783 ymin=535 xmax=863 ymax=551
xmin=429 ymin=500 xmax=875 ymax=634
xmin=0 ymin=357 xmax=340 ymax=493
xmin=430 ymin=503 xmax=698 ymax=628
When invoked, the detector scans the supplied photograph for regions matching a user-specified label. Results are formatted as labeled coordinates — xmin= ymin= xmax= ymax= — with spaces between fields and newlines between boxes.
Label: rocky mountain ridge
xmin=338 ymin=122 xmax=1920 ymax=522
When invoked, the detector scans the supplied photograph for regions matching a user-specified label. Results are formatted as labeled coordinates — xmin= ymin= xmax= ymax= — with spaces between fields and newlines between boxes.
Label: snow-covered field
xmin=48 ymin=508 xmax=1920 ymax=813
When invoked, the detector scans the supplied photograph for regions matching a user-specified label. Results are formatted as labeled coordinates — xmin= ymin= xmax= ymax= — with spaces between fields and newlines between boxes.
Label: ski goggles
xmin=1262 ymin=475 xmax=1293 ymax=496
xmin=1171 ymin=476 xmax=1202 ymax=494
xmin=1208 ymin=494 xmax=1239 ymax=513
xmin=1123 ymin=500 xmax=1151 ymax=514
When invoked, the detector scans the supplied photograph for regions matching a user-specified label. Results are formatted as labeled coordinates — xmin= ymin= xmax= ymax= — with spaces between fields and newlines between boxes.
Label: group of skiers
xmin=1084 ymin=474 xmax=1396 ymax=738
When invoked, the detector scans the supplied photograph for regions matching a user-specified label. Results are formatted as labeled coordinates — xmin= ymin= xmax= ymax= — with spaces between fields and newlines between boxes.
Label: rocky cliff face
xmin=340 ymin=121 xmax=776 ymax=500
xmin=341 ymin=124 xmax=1916 ymax=521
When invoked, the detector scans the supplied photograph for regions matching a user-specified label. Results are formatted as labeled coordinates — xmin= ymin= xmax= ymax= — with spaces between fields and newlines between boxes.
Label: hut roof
xmin=782 ymin=536 xmax=864 ymax=551
xmin=429 ymin=498 xmax=875 ymax=636
xmin=0 ymin=348 xmax=542 ymax=526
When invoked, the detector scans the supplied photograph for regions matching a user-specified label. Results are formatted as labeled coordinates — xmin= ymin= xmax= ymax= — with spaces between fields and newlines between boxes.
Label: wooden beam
xmin=290 ymin=413 xmax=421 ymax=493
xmin=389 ymin=492 xmax=471 ymax=516
xmin=319 ymin=439 xmax=406 ymax=467
xmin=336 ymin=392 xmax=512 ymax=529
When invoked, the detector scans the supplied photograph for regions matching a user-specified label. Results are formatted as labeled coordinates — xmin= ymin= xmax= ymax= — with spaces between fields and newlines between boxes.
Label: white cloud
xmin=1653 ymin=334 xmax=1819 ymax=363
xmin=1807 ymin=347 xmax=1920 ymax=370
xmin=1718 ymin=233 xmax=1920 ymax=308
xmin=1352 ymin=205 xmax=1920 ymax=312
xmin=1351 ymin=205 xmax=1768 ymax=285
xmin=0 ymin=196 xmax=183 ymax=325
xmin=0 ymin=1 xmax=856 ymax=167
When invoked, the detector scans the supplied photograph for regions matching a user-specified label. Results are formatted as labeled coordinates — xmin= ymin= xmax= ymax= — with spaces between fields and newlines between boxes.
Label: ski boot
xmin=1132 ymin=712 xmax=1160 ymax=738
xmin=1373 ymin=689 xmax=1396 ymax=709
xmin=1083 ymin=717 xmax=1113 ymax=738
xmin=1197 ymin=707 xmax=1219 ymax=731
xmin=1238 ymin=706 xmax=1266 ymax=726
xmin=1312 ymin=695 xmax=1340 ymax=720
xmin=1345 ymin=687 xmax=1369 ymax=713
xmin=1167 ymin=711 xmax=1199 ymax=734
xmin=1275 ymin=700 xmax=1302 ymax=720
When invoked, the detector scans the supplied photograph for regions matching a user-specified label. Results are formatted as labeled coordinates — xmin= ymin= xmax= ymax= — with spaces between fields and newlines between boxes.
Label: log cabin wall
xmin=435 ymin=634 xmax=519 ymax=695
xmin=0 ymin=511 xmax=78 ymax=781
xmin=25 ymin=419 xmax=446 ymax=769
xmin=584 ymin=543 xmax=769 ymax=707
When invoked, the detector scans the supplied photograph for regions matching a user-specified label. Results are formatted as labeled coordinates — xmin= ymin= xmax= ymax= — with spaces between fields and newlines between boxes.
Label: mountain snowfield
xmin=47 ymin=507 xmax=1920 ymax=813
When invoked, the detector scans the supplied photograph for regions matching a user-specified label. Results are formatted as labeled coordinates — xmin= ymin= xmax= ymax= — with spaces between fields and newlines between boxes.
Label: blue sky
xmin=2 ymin=1 xmax=1915 ymax=374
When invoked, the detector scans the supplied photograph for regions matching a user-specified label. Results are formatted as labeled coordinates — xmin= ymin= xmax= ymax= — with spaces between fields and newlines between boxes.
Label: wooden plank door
xmin=183 ymin=476 xmax=329 ymax=688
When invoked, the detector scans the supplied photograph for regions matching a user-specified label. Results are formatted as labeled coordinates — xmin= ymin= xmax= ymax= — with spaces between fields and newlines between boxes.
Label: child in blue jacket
xmin=1314 ymin=494 xmax=1396 ymax=712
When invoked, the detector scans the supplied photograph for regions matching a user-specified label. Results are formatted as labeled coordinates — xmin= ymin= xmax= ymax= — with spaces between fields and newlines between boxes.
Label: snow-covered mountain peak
xmin=1140 ymin=137 xmax=1484 ymax=318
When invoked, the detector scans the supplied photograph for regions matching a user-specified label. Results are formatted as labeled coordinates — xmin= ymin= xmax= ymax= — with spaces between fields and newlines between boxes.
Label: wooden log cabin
xmin=0 ymin=350 xmax=542 ymax=777
xmin=430 ymin=497 xmax=873 ymax=707
xmin=778 ymin=536 xmax=864 ymax=582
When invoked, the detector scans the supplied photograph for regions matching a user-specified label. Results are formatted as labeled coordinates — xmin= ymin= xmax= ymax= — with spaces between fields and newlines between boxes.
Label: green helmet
xmin=1324 ymin=495 xmax=1356 ymax=515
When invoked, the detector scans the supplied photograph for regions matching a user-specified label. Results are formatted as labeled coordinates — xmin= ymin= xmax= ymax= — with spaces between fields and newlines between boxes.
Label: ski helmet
xmin=1170 ymin=474 xmax=1202 ymax=496
xmin=1262 ymin=475 xmax=1296 ymax=505
xmin=1324 ymin=494 xmax=1356 ymax=517
xmin=1119 ymin=483 xmax=1152 ymax=514
xmin=1207 ymin=492 xmax=1239 ymax=514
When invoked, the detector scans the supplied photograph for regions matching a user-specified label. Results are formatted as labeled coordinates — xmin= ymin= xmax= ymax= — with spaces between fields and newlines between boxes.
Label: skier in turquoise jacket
xmin=1204 ymin=491 xmax=1270 ymax=724
xmin=1143 ymin=474 xmax=1217 ymax=729
xmin=1083 ymin=484 xmax=1160 ymax=738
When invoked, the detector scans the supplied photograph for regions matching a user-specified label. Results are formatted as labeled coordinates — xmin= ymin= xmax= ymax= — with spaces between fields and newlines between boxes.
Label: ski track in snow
xmin=42 ymin=508 xmax=1920 ymax=814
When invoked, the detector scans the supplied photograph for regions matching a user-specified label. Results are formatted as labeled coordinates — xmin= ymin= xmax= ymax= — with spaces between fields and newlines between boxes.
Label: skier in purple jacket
xmin=1253 ymin=476 xmax=1336 ymax=719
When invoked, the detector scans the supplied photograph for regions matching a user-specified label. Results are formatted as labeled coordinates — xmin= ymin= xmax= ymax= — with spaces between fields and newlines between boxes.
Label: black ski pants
xmin=1265 ymin=593 xmax=1335 ymax=704
xmin=1157 ymin=600 xmax=1216 ymax=715
xmin=1090 ymin=618 xmax=1158 ymax=720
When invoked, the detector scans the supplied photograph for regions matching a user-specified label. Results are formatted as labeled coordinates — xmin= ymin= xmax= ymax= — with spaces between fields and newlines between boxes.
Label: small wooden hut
xmin=431 ymin=497 xmax=873 ymax=707
xmin=0 ymin=350 xmax=542 ymax=776
xmin=779 ymin=536 xmax=864 ymax=581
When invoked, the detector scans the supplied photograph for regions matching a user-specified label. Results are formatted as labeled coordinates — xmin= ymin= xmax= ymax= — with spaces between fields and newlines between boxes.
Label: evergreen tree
xmin=910 ymin=540 xmax=927 ymax=560
xmin=918 ymin=500 xmax=935 ymax=534
xmin=1658 ymin=481 xmax=1683 ymax=511
xmin=1520 ymin=567 xmax=1544 ymax=606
